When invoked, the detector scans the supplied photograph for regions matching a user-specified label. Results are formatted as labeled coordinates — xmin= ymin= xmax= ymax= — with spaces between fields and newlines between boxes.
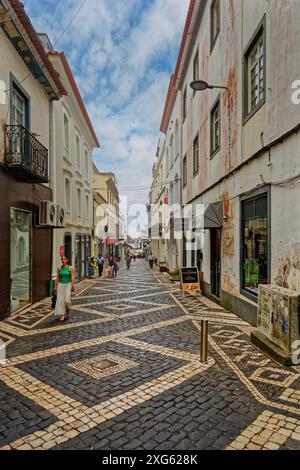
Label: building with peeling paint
xmin=151 ymin=0 xmax=300 ymax=328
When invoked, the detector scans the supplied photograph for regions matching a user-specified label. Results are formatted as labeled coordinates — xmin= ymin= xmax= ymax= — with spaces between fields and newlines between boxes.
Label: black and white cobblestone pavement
xmin=0 ymin=260 xmax=300 ymax=450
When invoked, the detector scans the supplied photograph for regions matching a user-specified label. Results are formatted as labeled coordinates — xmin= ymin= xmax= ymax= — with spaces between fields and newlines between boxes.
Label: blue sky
xmin=23 ymin=0 xmax=189 ymax=233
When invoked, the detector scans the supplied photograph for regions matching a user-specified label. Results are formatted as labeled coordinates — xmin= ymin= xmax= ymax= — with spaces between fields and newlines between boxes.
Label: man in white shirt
xmin=97 ymin=254 xmax=105 ymax=277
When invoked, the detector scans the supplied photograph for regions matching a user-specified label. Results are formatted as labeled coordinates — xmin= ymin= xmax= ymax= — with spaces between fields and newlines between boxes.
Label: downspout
xmin=49 ymin=99 xmax=57 ymax=281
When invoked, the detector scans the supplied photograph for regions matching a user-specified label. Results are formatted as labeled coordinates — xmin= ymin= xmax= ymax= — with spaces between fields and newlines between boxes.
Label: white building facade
xmin=46 ymin=48 xmax=100 ymax=282
xmin=151 ymin=0 xmax=300 ymax=330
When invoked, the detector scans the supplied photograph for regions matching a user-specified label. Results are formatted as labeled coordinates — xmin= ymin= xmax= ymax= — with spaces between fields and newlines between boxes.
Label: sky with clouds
xmin=23 ymin=0 xmax=189 ymax=235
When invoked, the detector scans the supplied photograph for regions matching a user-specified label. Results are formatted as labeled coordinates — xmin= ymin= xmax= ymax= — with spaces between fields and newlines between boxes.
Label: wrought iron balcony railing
xmin=4 ymin=125 xmax=49 ymax=183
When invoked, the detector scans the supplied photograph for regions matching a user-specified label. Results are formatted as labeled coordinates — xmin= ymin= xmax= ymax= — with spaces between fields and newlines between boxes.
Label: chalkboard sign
xmin=180 ymin=267 xmax=200 ymax=293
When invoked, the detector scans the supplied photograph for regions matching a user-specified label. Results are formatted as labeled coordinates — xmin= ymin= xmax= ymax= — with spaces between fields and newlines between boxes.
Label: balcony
xmin=4 ymin=125 xmax=49 ymax=183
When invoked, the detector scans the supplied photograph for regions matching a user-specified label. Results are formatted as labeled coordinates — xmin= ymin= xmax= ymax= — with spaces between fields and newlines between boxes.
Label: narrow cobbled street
xmin=0 ymin=260 xmax=300 ymax=451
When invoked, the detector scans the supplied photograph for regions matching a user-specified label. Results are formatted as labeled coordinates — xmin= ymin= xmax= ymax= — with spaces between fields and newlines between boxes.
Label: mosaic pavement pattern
xmin=0 ymin=260 xmax=299 ymax=450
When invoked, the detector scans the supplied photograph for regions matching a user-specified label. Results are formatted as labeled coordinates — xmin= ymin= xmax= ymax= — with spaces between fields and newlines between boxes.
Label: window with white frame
xmin=166 ymin=148 xmax=170 ymax=176
xmin=65 ymin=178 xmax=71 ymax=213
xmin=244 ymin=19 xmax=265 ymax=119
xmin=193 ymin=50 xmax=199 ymax=95
xmin=77 ymin=188 xmax=82 ymax=221
xmin=84 ymin=148 xmax=89 ymax=177
xmin=63 ymin=113 xmax=70 ymax=158
xmin=183 ymin=86 xmax=187 ymax=122
xmin=193 ymin=135 xmax=199 ymax=176
xmin=76 ymin=134 xmax=81 ymax=170
xmin=249 ymin=35 xmax=264 ymax=112
xmin=86 ymin=195 xmax=89 ymax=224
xmin=175 ymin=120 xmax=179 ymax=158
xmin=170 ymin=135 xmax=174 ymax=168
xmin=211 ymin=0 xmax=220 ymax=50
xmin=183 ymin=155 xmax=187 ymax=188
xmin=210 ymin=98 xmax=220 ymax=157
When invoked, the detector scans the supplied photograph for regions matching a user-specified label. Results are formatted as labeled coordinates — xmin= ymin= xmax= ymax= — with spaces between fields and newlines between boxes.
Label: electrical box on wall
xmin=252 ymin=284 xmax=300 ymax=365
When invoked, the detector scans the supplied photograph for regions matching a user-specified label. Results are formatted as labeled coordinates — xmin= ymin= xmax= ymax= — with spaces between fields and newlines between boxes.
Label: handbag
xmin=52 ymin=294 xmax=57 ymax=309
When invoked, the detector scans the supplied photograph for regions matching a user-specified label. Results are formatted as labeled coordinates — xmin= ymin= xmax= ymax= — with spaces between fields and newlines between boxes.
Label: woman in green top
xmin=54 ymin=256 xmax=75 ymax=322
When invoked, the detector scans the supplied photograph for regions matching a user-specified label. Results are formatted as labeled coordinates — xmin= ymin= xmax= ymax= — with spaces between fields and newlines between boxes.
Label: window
xmin=77 ymin=188 xmax=82 ymax=221
xmin=211 ymin=0 xmax=220 ymax=51
xmin=243 ymin=18 xmax=266 ymax=120
xmin=193 ymin=51 xmax=199 ymax=96
xmin=241 ymin=192 xmax=269 ymax=298
xmin=175 ymin=120 xmax=179 ymax=158
xmin=166 ymin=148 xmax=170 ymax=176
xmin=210 ymin=98 xmax=220 ymax=157
xmin=183 ymin=155 xmax=187 ymax=188
xmin=183 ymin=86 xmax=187 ymax=122
xmin=12 ymin=88 xmax=26 ymax=126
xmin=86 ymin=195 xmax=89 ymax=224
xmin=63 ymin=113 xmax=70 ymax=159
xmin=85 ymin=148 xmax=89 ymax=177
xmin=76 ymin=134 xmax=81 ymax=170
xmin=11 ymin=79 xmax=30 ymax=129
xmin=193 ymin=135 xmax=199 ymax=176
xmin=65 ymin=178 xmax=71 ymax=213
xmin=170 ymin=135 xmax=174 ymax=168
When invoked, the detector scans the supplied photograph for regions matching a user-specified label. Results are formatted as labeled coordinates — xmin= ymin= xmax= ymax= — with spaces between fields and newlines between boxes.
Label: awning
xmin=204 ymin=202 xmax=223 ymax=229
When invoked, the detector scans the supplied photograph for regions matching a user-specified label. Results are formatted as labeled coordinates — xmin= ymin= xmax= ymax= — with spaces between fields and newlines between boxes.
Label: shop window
xmin=241 ymin=191 xmax=269 ymax=297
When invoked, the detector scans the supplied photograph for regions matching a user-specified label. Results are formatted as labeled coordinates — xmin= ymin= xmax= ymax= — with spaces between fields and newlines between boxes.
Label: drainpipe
xmin=49 ymin=99 xmax=57 ymax=281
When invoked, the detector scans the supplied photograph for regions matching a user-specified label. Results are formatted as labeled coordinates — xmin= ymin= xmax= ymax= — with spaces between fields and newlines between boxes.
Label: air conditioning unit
xmin=39 ymin=201 xmax=57 ymax=227
xmin=56 ymin=205 xmax=66 ymax=228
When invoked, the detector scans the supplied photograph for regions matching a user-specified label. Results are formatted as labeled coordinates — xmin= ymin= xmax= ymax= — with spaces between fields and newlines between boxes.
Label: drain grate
xmin=69 ymin=353 xmax=138 ymax=380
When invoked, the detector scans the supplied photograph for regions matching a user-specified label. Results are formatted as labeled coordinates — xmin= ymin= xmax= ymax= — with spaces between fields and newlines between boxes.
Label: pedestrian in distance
xmin=88 ymin=257 xmax=96 ymax=279
xmin=113 ymin=255 xmax=120 ymax=277
xmin=54 ymin=256 xmax=75 ymax=322
xmin=148 ymin=254 xmax=154 ymax=270
xmin=126 ymin=254 xmax=131 ymax=271
xmin=97 ymin=253 xmax=105 ymax=277
xmin=108 ymin=255 xmax=115 ymax=278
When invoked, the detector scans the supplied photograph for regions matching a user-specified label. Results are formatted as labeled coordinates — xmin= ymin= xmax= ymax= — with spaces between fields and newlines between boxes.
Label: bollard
xmin=200 ymin=320 xmax=209 ymax=363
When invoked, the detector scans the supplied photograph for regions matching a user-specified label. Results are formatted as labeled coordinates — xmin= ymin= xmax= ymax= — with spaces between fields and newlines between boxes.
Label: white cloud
xmin=23 ymin=0 xmax=190 ymax=235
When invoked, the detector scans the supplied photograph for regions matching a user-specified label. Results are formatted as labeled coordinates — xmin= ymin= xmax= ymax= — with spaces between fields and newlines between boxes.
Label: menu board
xmin=180 ymin=267 xmax=200 ymax=293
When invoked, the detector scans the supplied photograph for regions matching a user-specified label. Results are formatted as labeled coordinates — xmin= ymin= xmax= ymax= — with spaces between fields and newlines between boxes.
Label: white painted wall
xmin=0 ymin=28 xmax=50 ymax=162
xmin=49 ymin=57 xmax=94 ymax=276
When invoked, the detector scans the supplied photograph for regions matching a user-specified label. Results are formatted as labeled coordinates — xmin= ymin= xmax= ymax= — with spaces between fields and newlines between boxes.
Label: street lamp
xmin=190 ymin=80 xmax=232 ymax=171
xmin=190 ymin=80 xmax=229 ymax=92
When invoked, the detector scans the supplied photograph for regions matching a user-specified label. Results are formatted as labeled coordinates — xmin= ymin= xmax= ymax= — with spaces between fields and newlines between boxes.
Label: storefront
xmin=0 ymin=167 xmax=53 ymax=321
xmin=75 ymin=233 xmax=92 ymax=283
xmin=240 ymin=187 xmax=270 ymax=300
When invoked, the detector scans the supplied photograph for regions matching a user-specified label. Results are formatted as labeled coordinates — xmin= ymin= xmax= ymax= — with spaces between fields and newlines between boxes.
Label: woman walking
xmin=54 ymin=256 xmax=75 ymax=322
xmin=108 ymin=255 xmax=115 ymax=278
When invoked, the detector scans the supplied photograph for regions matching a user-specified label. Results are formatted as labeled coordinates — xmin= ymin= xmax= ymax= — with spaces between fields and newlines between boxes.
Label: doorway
xmin=64 ymin=234 xmax=72 ymax=265
xmin=10 ymin=208 xmax=31 ymax=313
xmin=211 ymin=229 xmax=221 ymax=299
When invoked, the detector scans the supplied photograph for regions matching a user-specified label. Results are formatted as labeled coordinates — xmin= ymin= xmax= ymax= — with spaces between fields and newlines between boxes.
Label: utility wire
xmin=3 ymin=0 xmax=88 ymax=96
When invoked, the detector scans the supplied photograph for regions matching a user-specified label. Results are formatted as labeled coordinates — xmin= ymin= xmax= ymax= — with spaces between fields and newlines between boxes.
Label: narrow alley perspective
xmin=0 ymin=259 xmax=299 ymax=451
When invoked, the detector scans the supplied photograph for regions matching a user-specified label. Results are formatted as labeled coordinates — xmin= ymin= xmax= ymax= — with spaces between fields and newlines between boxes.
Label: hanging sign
xmin=180 ymin=267 xmax=201 ymax=293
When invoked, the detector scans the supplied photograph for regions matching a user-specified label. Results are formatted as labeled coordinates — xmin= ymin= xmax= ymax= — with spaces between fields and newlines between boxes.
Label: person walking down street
xmin=133 ymin=255 xmax=136 ymax=262
xmin=54 ymin=256 xmax=75 ymax=322
xmin=148 ymin=254 xmax=154 ymax=270
xmin=113 ymin=256 xmax=120 ymax=277
xmin=97 ymin=254 xmax=105 ymax=277
xmin=88 ymin=257 xmax=96 ymax=279
xmin=108 ymin=255 xmax=115 ymax=278
xmin=126 ymin=254 xmax=132 ymax=271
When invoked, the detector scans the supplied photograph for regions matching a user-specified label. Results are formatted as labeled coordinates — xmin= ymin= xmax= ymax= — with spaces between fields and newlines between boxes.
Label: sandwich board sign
xmin=180 ymin=267 xmax=201 ymax=294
